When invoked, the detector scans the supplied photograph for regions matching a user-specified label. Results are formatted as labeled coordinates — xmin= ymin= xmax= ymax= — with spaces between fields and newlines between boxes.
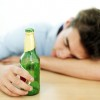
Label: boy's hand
xmin=0 ymin=64 xmax=34 ymax=96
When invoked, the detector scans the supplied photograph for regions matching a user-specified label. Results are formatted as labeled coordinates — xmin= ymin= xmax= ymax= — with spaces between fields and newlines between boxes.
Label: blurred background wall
xmin=0 ymin=0 xmax=100 ymax=37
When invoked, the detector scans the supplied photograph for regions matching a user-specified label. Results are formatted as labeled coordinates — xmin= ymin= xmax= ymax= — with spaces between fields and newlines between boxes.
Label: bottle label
xmin=24 ymin=32 xmax=35 ymax=52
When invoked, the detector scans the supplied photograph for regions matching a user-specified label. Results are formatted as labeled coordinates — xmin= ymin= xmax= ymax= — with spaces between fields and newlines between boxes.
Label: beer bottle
xmin=20 ymin=28 xmax=40 ymax=96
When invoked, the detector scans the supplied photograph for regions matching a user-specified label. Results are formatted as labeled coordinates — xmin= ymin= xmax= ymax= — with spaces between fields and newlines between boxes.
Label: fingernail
xmin=25 ymin=92 xmax=28 ymax=95
xmin=30 ymin=77 xmax=34 ymax=82
xmin=29 ymin=87 xmax=33 ymax=91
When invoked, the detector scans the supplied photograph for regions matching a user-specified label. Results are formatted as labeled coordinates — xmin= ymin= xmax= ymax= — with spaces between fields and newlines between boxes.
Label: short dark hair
xmin=71 ymin=8 xmax=100 ymax=59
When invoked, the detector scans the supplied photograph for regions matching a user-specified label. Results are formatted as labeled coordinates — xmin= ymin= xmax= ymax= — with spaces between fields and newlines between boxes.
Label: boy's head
xmin=71 ymin=8 xmax=100 ymax=58
xmin=52 ymin=8 xmax=100 ymax=59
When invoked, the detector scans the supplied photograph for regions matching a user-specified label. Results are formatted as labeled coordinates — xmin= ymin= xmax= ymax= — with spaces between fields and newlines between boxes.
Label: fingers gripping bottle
xmin=20 ymin=28 xmax=40 ymax=96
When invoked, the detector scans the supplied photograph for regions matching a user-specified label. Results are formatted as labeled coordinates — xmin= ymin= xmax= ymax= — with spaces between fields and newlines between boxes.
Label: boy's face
xmin=51 ymin=27 xmax=89 ymax=59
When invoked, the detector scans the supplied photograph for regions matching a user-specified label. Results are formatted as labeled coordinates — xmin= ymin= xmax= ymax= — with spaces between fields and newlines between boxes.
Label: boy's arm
xmin=40 ymin=56 xmax=100 ymax=81
xmin=1 ymin=56 xmax=100 ymax=81
xmin=0 ymin=56 xmax=20 ymax=64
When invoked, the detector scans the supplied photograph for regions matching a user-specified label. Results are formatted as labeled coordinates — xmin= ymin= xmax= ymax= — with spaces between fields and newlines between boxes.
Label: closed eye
xmin=64 ymin=37 xmax=70 ymax=50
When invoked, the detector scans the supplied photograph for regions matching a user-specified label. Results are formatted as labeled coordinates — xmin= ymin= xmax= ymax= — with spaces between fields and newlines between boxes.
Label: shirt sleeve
xmin=0 ymin=27 xmax=24 ymax=60
xmin=0 ymin=23 xmax=52 ymax=60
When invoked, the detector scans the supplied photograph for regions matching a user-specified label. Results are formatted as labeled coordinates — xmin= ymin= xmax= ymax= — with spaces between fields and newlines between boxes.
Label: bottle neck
xmin=24 ymin=32 xmax=35 ymax=52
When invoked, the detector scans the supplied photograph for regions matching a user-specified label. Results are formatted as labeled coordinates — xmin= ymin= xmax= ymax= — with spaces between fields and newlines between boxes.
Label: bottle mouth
xmin=25 ymin=28 xmax=34 ymax=32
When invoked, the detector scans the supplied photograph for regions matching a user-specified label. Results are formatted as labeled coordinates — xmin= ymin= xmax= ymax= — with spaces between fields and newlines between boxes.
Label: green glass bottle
xmin=20 ymin=28 xmax=40 ymax=96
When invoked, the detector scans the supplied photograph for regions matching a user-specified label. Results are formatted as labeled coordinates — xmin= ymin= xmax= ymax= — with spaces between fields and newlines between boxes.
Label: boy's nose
xmin=56 ymin=49 xmax=72 ymax=59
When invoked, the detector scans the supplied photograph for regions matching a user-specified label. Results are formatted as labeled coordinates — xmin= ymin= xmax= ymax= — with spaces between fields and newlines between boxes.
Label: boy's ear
xmin=63 ymin=17 xmax=74 ymax=29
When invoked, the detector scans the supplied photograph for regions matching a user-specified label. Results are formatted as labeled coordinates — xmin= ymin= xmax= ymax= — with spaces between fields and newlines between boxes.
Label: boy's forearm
xmin=0 ymin=56 xmax=20 ymax=64
xmin=40 ymin=56 xmax=100 ymax=80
